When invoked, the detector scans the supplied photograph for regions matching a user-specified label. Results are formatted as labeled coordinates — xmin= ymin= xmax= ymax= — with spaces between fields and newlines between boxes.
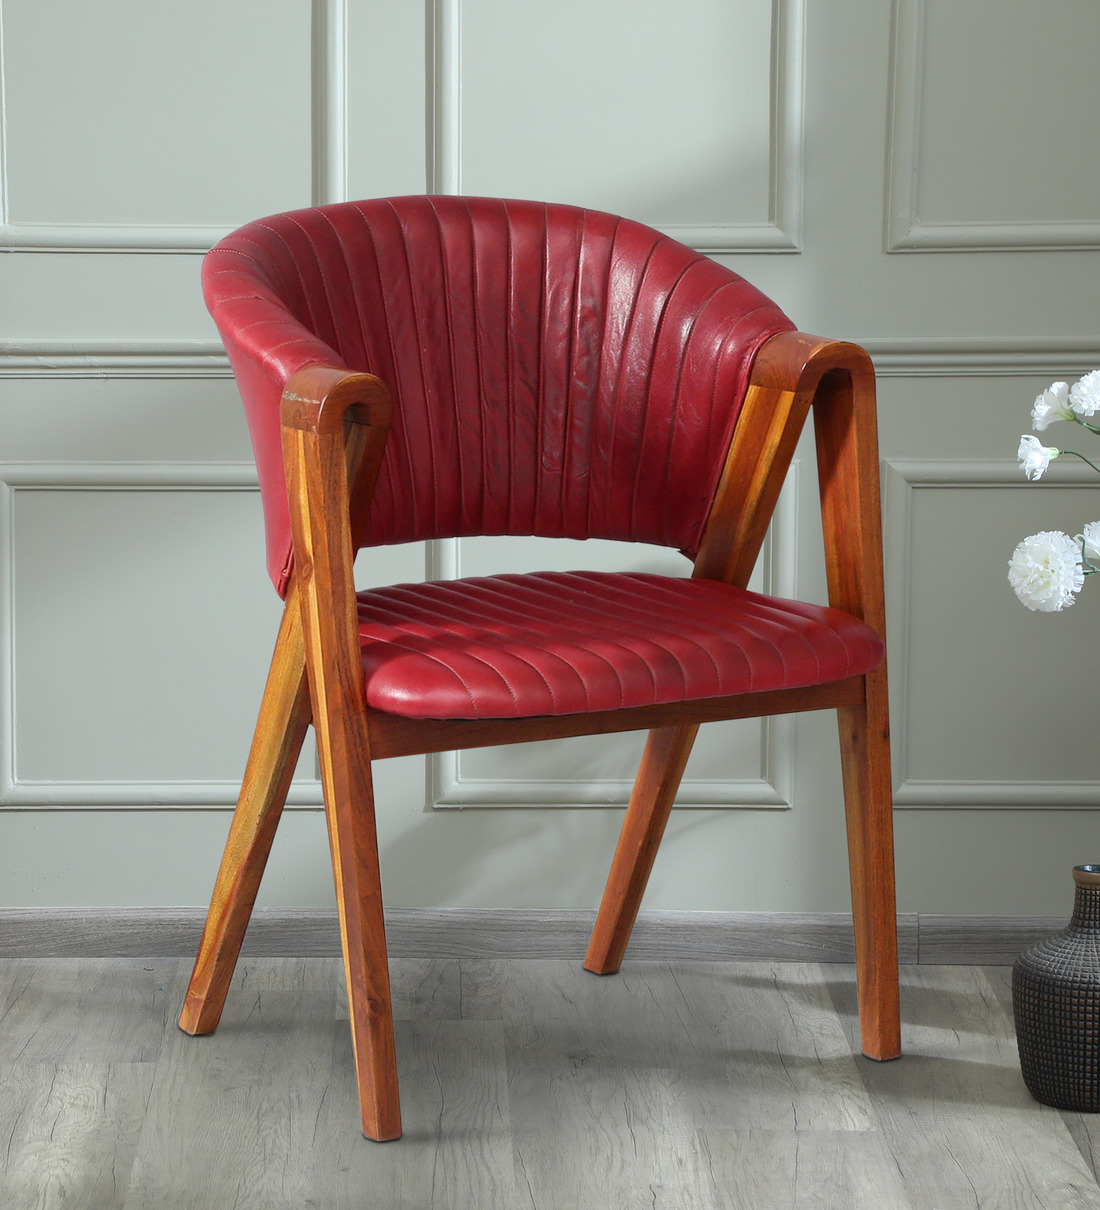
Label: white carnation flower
xmin=1069 ymin=370 xmax=1100 ymax=417
xmin=1082 ymin=521 xmax=1100 ymax=564
xmin=1017 ymin=434 xmax=1060 ymax=480
xmin=1008 ymin=531 xmax=1084 ymax=612
xmin=1031 ymin=381 xmax=1073 ymax=431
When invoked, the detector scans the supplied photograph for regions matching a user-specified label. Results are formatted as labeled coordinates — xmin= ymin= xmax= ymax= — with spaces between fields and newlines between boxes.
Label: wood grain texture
xmin=282 ymin=371 xmax=400 ymax=1140
xmin=0 ymin=1063 xmax=154 ymax=1210
xmin=916 ymin=917 xmax=1071 ymax=965
xmin=182 ymin=337 xmax=899 ymax=1140
xmin=825 ymin=963 xmax=1100 ymax=1208
xmin=0 ymin=960 xmax=175 ymax=1209
xmin=809 ymin=344 xmax=899 ymax=1062
xmin=695 ymin=1129 xmax=914 ymax=1210
xmin=0 ymin=958 xmax=180 ymax=1064
xmin=28 ymin=907 xmax=1089 ymax=965
xmin=692 ymin=335 xmax=816 ymax=588
xmin=837 ymin=671 xmax=899 ymax=1060
xmin=2 ymin=956 xmax=1099 ymax=1207
xmin=178 ymin=587 xmax=311 ymax=1036
xmin=313 ymin=1019 xmax=519 ymax=1209
xmin=585 ymin=723 xmax=700 ymax=974
xmin=128 ymin=967 xmax=339 ymax=1209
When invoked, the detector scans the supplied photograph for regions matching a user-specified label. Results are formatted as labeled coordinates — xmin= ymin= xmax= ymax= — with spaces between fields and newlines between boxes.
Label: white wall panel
xmin=0 ymin=465 xmax=321 ymax=805
xmin=887 ymin=0 xmax=1100 ymax=250
xmin=0 ymin=0 xmax=1099 ymax=916
xmin=886 ymin=460 xmax=1100 ymax=807
xmin=345 ymin=0 xmax=428 ymax=200
xmin=449 ymin=0 xmax=802 ymax=250
xmin=0 ymin=0 xmax=313 ymax=246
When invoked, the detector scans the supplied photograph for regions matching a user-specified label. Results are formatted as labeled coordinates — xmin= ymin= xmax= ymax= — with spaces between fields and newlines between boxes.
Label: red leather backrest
xmin=202 ymin=196 xmax=794 ymax=595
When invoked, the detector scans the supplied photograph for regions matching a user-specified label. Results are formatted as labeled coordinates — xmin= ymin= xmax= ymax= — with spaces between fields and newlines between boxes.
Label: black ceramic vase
xmin=1013 ymin=864 xmax=1100 ymax=1111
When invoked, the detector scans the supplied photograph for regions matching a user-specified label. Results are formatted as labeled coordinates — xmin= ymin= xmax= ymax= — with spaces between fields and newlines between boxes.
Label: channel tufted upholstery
xmin=182 ymin=196 xmax=900 ymax=1142
xmin=202 ymin=195 xmax=794 ymax=594
xmin=355 ymin=572 xmax=884 ymax=720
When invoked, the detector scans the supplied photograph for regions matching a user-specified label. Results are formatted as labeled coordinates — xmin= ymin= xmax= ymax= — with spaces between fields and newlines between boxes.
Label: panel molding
xmin=3 ymin=338 xmax=1098 ymax=381
xmin=430 ymin=474 xmax=800 ymax=809
xmin=885 ymin=0 xmax=1100 ymax=253
xmin=863 ymin=337 xmax=1100 ymax=379
xmin=0 ymin=0 xmax=346 ymax=253
xmin=311 ymin=0 xmax=348 ymax=205
xmin=0 ymin=461 xmax=323 ymax=809
xmin=430 ymin=0 xmax=805 ymax=253
xmin=0 ymin=340 xmax=232 ymax=378
xmin=884 ymin=457 xmax=1100 ymax=808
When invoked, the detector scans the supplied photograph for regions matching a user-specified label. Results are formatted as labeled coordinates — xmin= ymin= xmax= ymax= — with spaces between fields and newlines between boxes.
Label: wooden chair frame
xmin=178 ymin=329 xmax=899 ymax=1141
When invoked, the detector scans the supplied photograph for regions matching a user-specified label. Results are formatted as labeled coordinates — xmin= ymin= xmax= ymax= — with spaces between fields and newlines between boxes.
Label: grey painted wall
xmin=2 ymin=0 xmax=1099 ymax=916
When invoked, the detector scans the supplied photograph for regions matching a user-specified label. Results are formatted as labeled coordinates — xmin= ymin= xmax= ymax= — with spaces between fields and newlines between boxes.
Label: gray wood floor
xmin=2 ymin=956 xmax=1100 ymax=1209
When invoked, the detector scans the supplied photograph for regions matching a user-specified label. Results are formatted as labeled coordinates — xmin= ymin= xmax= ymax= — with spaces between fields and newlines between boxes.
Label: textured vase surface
xmin=1013 ymin=864 xmax=1100 ymax=1111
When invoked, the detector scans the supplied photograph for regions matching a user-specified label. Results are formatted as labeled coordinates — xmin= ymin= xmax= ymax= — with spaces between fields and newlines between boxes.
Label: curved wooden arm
xmin=693 ymin=331 xmax=883 ymax=630
xmin=281 ymin=364 xmax=391 ymax=434
xmin=280 ymin=366 xmax=387 ymax=724
xmin=808 ymin=341 xmax=885 ymax=635
xmin=280 ymin=362 xmax=392 ymax=685
xmin=281 ymin=364 xmax=392 ymax=579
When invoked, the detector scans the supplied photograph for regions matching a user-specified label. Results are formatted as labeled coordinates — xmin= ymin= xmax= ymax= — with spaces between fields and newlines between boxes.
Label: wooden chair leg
xmin=585 ymin=723 xmax=699 ymax=974
xmin=282 ymin=375 xmax=401 ymax=1140
xmin=315 ymin=710 xmax=401 ymax=1140
xmin=179 ymin=595 xmax=310 ymax=1036
xmin=839 ymin=668 xmax=901 ymax=1061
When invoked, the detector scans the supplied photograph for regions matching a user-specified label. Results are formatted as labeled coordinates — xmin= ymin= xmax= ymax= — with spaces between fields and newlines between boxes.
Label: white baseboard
xmin=0 ymin=907 xmax=1066 ymax=965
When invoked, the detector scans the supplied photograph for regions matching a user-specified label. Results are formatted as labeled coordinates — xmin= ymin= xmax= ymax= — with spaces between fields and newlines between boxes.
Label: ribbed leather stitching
xmin=201 ymin=196 xmax=795 ymax=595
xmin=354 ymin=572 xmax=884 ymax=719
xmin=201 ymin=197 xmax=885 ymax=723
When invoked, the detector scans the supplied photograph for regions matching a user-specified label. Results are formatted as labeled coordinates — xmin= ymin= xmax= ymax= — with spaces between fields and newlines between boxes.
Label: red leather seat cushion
xmin=357 ymin=571 xmax=884 ymax=719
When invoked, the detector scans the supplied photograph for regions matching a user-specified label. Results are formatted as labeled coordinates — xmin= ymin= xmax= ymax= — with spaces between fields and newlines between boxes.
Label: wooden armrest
xmin=281 ymin=365 xmax=391 ymax=436
xmin=694 ymin=330 xmax=884 ymax=632
xmin=280 ymin=368 xmax=392 ymax=729
xmin=280 ymin=366 xmax=392 ymax=580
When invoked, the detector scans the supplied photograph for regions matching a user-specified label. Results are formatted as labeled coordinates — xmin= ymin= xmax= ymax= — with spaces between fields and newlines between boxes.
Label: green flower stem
xmin=1059 ymin=448 xmax=1100 ymax=475
xmin=1076 ymin=536 xmax=1100 ymax=575
xmin=1073 ymin=416 xmax=1100 ymax=435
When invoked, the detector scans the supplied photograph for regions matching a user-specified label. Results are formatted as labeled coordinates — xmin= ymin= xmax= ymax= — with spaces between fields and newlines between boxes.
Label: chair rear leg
xmin=179 ymin=597 xmax=310 ymax=1036
xmin=585 ymin=723 xmax=699 ymax=974
xmin=839 ymin=669 xmax=901 ymax=1061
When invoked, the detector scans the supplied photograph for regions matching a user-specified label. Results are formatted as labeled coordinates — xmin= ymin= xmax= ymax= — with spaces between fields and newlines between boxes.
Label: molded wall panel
xmin=886 ymin=462 xmax=1100 ymax=807
xmin=1 ymin=0 xmax=313 ymax=233
xmin=0 ymin=0 xmax=1099 ymax=916
xmin=887 ymin=0 xmax=1100 ymax=249
xmin=8 ymin=480 xmax=280 ymax=787
xmin=345 ymin=0 xmax=428 ymax=199
xmin=452 ymin=0 xmax=798 ymax=249
xmin=916 ymin=3 xmax=1100 ymax=225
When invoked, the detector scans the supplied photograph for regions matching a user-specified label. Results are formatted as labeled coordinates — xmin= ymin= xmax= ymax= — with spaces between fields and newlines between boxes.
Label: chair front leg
xmin=315 ymin=710 xmax=400 ymax=1140
xmin=585 ymin=723 xmax=699 ymax=974
xmin=809 ymin=346 xmax=900 ymax=1060
xmin=840 ymin=667 xmax=900 ymax=1060
xmin=179 ymin=591 xmax=311 ymax=1036
xmin=282 ymin=382 xmax=401 ymax=1141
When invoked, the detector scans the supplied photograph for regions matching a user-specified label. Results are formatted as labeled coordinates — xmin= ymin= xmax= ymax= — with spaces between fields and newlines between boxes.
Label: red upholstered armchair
xmin=178 ymin=196 xmax=899 ymax=1140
